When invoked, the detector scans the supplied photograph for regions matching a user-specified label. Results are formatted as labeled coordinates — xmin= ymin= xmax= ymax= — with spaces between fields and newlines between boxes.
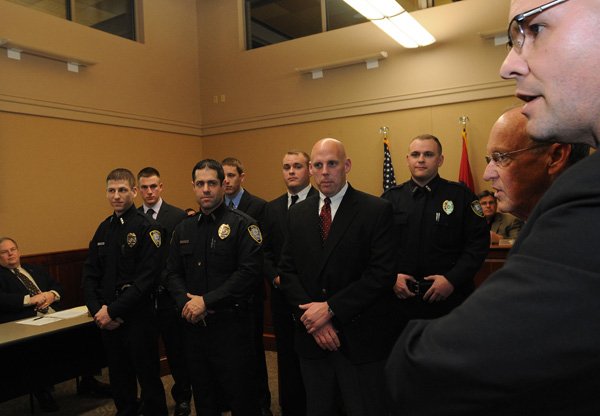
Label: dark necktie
xmin=228 ymin=200 xmax=235 ymax=209
xmin=146 ymin=208 xmax=155 ymax=219
xmin=290 ymin=194 xmax=299 ymax=208
xmin=13 ymin=268 xmax=48 ymax=313
xmin=319 ymin=197 xmax=332 ymax=242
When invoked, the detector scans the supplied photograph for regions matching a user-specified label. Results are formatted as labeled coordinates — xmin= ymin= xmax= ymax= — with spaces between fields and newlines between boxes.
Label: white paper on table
xmin=48 ymin=305 xmax=89 ymax=319
xmin=16 ymin=316 xmax=63 ymax=326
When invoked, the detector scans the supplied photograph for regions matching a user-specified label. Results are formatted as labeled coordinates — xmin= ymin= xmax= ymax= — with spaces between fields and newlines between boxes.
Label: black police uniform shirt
xmin=166 ymin=202 xmax=263 ymax=312
xmin=83 ymin=204 xmax=163 ymax=320
xmin=381 ymin=175 xmax=489 ymax=297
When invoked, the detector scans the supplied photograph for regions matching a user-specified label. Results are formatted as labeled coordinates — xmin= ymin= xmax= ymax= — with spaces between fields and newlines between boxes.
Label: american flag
xmin=383 ymin=137 xmax=397 ymax=191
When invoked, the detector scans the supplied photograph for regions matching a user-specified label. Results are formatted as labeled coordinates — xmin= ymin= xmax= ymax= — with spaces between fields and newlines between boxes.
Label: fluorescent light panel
xmin=344 ymin=0 xmax=435 ymax=48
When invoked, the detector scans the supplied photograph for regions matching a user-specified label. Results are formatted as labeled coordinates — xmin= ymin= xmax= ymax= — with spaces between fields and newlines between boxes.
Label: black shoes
xmin=77 ymin=375 xmax=112 ymax=397
xmin=34 ymin=389 xmax=59 ymax=413
xmin=174 ymin=400 xmax=191 ymax=416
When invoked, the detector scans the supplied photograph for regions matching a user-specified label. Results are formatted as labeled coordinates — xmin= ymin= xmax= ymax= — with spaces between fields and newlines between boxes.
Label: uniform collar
xmin=198 ymin=200 xmax=226 ymax=223
xmin=409 ymin=174 xmax=441 ymax=195
xmin=110 ymin=204 xmax=137 ymax=224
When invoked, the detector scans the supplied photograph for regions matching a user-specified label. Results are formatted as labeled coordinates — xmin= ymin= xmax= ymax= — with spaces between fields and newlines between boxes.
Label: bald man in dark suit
xmin=279 ymin=139 xmax=396 ymax=416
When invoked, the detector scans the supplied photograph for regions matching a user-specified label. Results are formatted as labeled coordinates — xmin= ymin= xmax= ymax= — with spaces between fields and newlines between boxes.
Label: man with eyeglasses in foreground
xmin=386 ymin=0 xmax=600 ymax=414
xmin=381 ymin=134 xmax=489 ymax=328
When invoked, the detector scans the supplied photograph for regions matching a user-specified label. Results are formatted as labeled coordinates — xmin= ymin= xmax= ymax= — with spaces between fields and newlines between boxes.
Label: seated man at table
xmin=0 ymin=237 xmax=111 ymax=412
xmin=0 ymin=236 xmax=62 ymax=412
xmin=477 ymin=190 xmax=523 ymax=244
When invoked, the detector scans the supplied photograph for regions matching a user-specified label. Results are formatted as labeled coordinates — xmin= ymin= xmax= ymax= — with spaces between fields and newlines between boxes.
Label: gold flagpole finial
xmin=379 ymin=126 xmax=390 ymax=139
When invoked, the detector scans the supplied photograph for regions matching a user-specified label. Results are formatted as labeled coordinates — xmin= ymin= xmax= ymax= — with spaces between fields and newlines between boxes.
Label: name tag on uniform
xmin=97 ymin=242 xmax=105 ymax=246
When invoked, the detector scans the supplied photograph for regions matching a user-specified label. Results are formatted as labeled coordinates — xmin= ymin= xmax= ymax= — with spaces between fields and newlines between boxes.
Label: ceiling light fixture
xmin=344 ymin=0 xmax=435 ymax=48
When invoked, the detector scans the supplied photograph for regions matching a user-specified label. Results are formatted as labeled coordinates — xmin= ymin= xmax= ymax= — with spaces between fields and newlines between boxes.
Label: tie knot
xmin=324 ymin=197 xmax=331 ymax=206
xmin=146 ymin=208 xmax=155 ymax=218
xmin=290 ymin=195 xmax=299 ymax=206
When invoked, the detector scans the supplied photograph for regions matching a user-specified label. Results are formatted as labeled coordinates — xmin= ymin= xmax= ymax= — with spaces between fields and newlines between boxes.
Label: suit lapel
xmin=315 ymin=186 xmax=359 ymax=278
xmin=237 ymin=191 xmax=250 ymax=211
xmin=157 ymin=203 xmax=168 ymax=221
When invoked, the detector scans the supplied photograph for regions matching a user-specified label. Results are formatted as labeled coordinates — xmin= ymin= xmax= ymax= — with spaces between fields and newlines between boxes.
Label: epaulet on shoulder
xmin=447 ymin=179 xmax=474 ymax=193
xmin=382 ymin=183 xmax=407 ymax=195
xmin=231 ymin=209 xmax=256 ymax=224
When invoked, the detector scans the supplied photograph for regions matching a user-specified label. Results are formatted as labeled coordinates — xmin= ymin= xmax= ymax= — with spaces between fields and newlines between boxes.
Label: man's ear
xmin=547 ymin=143 xmax=571 ymax=175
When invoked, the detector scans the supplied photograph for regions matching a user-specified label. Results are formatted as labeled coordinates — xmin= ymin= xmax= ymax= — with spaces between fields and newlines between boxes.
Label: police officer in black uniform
xmin=84 ymin=168 xmax=167 ymax=416
xmin=382 ymin=134 xmax=489 ymax=326
xmin=166 ymin=159 xmax=262 ymax=416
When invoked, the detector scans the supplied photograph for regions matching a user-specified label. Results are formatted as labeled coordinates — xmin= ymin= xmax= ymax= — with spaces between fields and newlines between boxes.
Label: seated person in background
xmin=0 ymin=237 xmax=61 ymax=322
xmin=0 ymin=236 xmax=62 ymax=412
xmin=0 ymin=237 xmax=110 ymax=412
xmin=478 ymin=190 xmax=523 ymax=244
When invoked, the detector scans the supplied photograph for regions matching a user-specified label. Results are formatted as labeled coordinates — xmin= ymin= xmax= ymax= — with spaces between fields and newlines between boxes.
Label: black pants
xmin=271 ymin=288 xmax=306 ymax=416
xmin=185 ymin=309 xmax=261 ymax=416
xmin=299 ymin=353 xmax=387 ymax=416
xmin=252 ymin=297 xmax=272 ymax=410
xmin=157 ymin=293 xmax=192 ymax=403
xmin=101 ymin=300 xmax=166 ymax=416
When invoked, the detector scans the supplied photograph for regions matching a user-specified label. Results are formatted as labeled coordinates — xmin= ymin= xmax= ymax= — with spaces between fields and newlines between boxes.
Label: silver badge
xmin=442 ymin=200 xmax=454 ymax=215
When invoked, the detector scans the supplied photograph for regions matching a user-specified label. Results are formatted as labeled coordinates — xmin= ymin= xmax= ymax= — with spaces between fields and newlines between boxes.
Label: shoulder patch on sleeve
xmin=471 ymin=200 xmax=484 ymax=218
xmin=150 ymin=230 xmax=162 ymax=248
xmin=248 ymin=224 xmax=263 ymax=244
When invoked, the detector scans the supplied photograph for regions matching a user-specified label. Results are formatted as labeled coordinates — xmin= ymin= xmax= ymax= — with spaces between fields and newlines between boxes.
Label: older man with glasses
xmin=483 ymin=106 xmax=589 ymax=221
xmin=386 ymin=0 xmax=600 ymax=414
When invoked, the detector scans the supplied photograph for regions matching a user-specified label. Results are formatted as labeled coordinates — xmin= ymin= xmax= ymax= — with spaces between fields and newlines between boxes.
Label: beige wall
xmin=203 ymin=95 xmax=521 ymax=202
xmin=0 ymin=112 xmax=203 ymax=254
xmin=0 ymin=0 xmax=519 ymax=255
xmin=0 ymin=0 xmax=202 ymax=135
xmin=198 ymin=0 xmax=513 ymax=135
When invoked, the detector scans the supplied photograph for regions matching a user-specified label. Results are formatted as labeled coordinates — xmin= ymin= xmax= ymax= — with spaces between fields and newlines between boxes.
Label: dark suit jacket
xmin=139 ymin=200 xmax=187 ymax=283
xmin=489 ymin=212 xmax=523 ymax=239
xmin=0 ymin=264 xmax=63 ymax=323
xmin=139 ymin=200 xmax=186 ymax=241
xmin=263 ymin=187 xmax=318 ymax=282
xmin=236 ymin=189 xmax=267 ymax=226
xmin=385 ymin=150 xmax=600 ymax=415
xmin=279 ymin=185 xmax=396 ymax=364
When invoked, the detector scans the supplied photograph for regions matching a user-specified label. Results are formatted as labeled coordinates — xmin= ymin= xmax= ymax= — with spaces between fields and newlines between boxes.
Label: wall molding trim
xmin=0 ymin=93 xmax=203 ymax=136
xmin=1 ymin=79 xmax=515 ymax=137
xmin=200 ymin=80 xmax=516 ymax=136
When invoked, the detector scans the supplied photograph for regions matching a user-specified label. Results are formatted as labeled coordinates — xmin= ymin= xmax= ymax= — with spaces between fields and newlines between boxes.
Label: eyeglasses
xmin=507 ymin=0 xmax=571 ymax=52
xmin=485 ymin=143 xmax=549 ymax=167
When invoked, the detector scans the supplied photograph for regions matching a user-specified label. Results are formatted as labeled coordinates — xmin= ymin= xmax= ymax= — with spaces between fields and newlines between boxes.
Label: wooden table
xmin=0 ymin=311 xmax=106 ymax=403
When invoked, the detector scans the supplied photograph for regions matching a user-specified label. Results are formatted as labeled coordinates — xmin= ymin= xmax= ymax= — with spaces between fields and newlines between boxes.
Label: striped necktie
xmin=13 ymin=268 xmax=48 ymax=313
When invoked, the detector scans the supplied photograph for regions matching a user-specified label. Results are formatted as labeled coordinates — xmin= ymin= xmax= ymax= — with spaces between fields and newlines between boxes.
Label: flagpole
xmin=457 ymin=115 xmax=476 ymax=193
xmin=380 ymin=126 xmax=396 ymax=191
